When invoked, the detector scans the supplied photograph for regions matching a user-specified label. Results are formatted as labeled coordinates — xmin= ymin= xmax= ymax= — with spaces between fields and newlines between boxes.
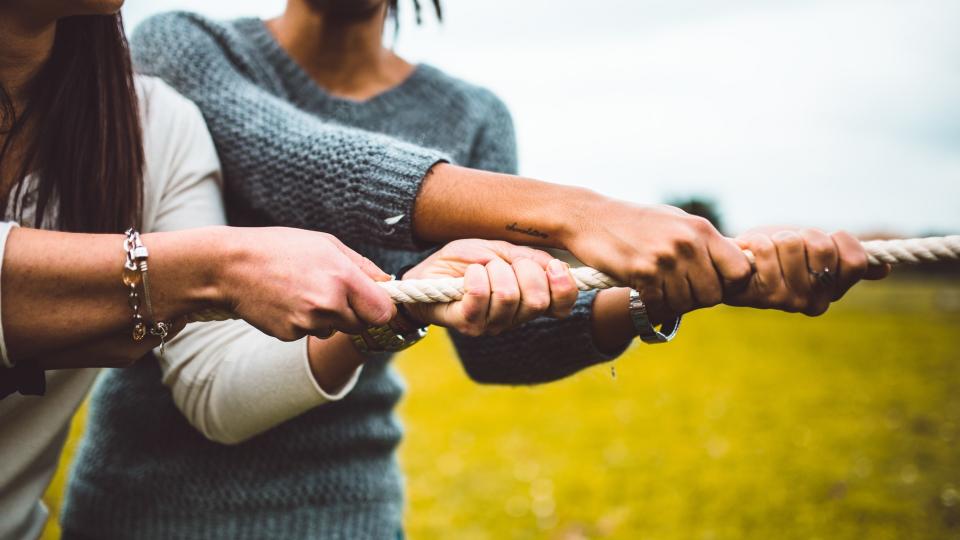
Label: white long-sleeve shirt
xmin=0 ymin=77 xmax=356 ymax=540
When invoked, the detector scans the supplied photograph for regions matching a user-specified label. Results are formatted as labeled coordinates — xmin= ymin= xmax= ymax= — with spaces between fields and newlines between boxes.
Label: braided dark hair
xmin=388 ymin=0 xmax=442 ymax=31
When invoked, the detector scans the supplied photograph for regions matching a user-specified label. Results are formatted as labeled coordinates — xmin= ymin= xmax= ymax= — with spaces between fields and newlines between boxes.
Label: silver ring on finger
xmin=808 ymin=266 xmax=835 ymax=288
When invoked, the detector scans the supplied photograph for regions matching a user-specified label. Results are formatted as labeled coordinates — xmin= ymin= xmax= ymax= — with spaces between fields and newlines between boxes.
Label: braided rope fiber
xmin=188 ymin=235 xmax=959 ymax=321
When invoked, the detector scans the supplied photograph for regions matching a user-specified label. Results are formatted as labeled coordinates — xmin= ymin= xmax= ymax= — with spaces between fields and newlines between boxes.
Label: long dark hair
xmin=0 ymin=13 xmax=143 ymax=233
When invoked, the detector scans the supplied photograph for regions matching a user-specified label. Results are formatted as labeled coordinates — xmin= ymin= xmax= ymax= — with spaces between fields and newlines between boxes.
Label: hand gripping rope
xmin=188 ymin=235 xmax=959 ymax=321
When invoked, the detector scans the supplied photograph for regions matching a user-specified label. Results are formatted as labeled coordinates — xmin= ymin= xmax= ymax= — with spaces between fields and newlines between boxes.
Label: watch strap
xmin=628 ymin=289 xmax=681 ymax=344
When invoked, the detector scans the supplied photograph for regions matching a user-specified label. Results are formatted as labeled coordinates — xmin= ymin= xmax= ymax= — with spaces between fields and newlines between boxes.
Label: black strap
xmin=0 ymin=360 xmax=46 ymax=399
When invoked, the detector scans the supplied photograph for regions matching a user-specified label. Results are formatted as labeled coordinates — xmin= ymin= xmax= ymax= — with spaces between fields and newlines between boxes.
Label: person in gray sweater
xmin=62 ymin=1 xmax=881 ymax=538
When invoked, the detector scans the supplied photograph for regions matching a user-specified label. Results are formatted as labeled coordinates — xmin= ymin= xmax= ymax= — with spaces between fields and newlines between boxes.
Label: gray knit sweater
xmin=62 ymin=13 xmax=627 ymax=540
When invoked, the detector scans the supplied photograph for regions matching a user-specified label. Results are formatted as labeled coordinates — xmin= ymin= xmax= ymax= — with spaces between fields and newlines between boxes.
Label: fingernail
xmin=548 ymin=259 xmax=566 ymax=277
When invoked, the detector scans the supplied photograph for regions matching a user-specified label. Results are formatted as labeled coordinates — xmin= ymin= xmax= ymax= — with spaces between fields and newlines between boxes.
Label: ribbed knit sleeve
xmin=448 ymin=94 xmax=630 ymax=384
xmin=130 ymin=12 xmax=449 ymax=250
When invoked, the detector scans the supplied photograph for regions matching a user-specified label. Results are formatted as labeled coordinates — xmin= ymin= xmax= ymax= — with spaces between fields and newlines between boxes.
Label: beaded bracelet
xmin=122 ymin=228 xmax=171 ymax=356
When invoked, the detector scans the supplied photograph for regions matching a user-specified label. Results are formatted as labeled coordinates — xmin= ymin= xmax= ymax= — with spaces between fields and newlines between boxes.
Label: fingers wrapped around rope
xmin=187 ymin=236 xmax=959 ymax=322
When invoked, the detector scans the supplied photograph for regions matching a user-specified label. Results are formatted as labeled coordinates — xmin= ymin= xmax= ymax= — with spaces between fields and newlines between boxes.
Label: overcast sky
xmin=123 ymin=0 xmax=960 ymax=236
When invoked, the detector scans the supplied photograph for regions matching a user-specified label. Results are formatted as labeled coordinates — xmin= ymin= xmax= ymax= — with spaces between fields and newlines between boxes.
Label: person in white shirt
xmin=0 ymin=3 xmax=589 ymax=537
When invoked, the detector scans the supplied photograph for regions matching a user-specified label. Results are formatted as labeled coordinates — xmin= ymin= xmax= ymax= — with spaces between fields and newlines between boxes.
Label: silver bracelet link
xmin=122 ymin=228 xmax=171 ymax=356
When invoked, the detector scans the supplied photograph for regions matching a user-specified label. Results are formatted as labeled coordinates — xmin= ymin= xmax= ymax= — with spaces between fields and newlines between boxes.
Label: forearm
xmin=414 ymin=163 xmax=600 ymax=249
xmin=2 ymin=226 xmax=225 ymax=361
xmin=306 ymin=333 xmax=366 ymax=394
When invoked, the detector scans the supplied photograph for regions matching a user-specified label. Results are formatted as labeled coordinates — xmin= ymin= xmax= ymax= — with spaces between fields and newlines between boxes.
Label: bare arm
xmin=0 ymin=225 xmax=397 ymax=367
xmin=1 ymin=226 xmax=217 ymax=362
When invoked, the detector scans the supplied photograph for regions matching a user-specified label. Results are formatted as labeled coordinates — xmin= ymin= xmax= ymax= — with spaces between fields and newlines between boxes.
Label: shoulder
xmin=130 ymin=11 xmax=252 ymax=62
xmin=135 ymin=75 xmax=208 ymax=143
xmin=415 ymin=64 xmax=513 ymax=126
xmin=134 ymin=76 xmax=221 ymax=226
xmin=131 ymin=11 xmax=227 ymax=43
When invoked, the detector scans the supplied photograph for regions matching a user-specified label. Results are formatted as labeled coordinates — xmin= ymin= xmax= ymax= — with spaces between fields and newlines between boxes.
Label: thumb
xmin=346 ymin=270 xmax=396 ymax=327
xmin=327 ymin=235 xmax=392 ymax=282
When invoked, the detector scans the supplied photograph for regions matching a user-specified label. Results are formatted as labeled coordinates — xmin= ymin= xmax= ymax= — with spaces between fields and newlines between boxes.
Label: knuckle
xmin=750 ymin=236 xmax=775 ymax=257
xmin=689 ymin=215 xmax=713 ymax=233
xmin=371 ymin=307 xmax=394 ymax=326
xmin=461 ymin=306 xmax=482 ymax=324
xmin=558 ymin=280 xmax=579 ymax=295
xmin=731 ymin=264 xmax=753 ymax=284
xmin=654 ymin=249 xmax=678 ymax=271
xmin=324 ymin=264 xmax=351 ymax=285
xmin=524 ymin=295 xmax=550 ymax=313
xmin=843 ymin=249 xmax=868 ymax=274
xmin=456 ymin=323 xmax=477 ymax=336
xmin=311 ymin=290 xmax=340 ymax=311
xmin=775 ymin=231 xmax=804 ymax=251
xmin=630 ymin=259 xmax=658 ymax=282
xmin=464 ymin=286 xmax=489 ymax=300
xmin=672 ymin=228 xmax=700 ymax=253
xmin=492 ymin=289 xmax=520 ymax=304
xmin=803 ymin=232 xmax=833 ymax=257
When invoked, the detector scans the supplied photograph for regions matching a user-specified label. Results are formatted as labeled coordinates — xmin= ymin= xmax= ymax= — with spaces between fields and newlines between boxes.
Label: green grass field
xmin=43 ymin=277 xmax=960 ymax=539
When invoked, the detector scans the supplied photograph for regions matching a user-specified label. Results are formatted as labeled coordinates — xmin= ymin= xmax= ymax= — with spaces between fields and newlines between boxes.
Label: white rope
xmin=187 ymin=235 xmax=959 ymax=320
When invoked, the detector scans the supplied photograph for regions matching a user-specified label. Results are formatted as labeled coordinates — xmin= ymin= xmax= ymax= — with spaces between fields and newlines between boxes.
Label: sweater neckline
xmin=239 ymin=17 xmax=430 ymax=116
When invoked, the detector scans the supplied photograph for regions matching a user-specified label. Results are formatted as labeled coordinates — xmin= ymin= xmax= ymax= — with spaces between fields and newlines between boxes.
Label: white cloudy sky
xmin=123 ymin=0 xmax=960 ymax=235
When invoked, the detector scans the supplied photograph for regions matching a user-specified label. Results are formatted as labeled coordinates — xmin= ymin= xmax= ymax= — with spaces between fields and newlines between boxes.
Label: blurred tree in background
xmin=666 ymin=196 xmax=725 ymax=235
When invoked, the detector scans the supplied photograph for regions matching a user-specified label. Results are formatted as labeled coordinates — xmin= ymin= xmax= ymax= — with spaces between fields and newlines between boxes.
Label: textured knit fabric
xmin=62 ymin=12 xmax=630 ymax=540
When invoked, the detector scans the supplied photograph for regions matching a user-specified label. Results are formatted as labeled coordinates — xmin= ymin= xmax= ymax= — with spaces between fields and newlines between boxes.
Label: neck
xmin=266 ymin=1 xmax=413 ymax=100
xmin=0 ymin=9 xmax=57 ymax=112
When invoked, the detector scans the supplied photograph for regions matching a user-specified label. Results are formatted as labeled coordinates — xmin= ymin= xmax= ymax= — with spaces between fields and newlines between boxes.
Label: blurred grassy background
xmin=42 ymin=277 xmax=960 ymax=539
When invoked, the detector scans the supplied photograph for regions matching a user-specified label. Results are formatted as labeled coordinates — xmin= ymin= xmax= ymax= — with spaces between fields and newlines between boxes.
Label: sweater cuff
xmin=576 ymin=289 xmax=633 ymax=363
xmin=360 ymin=141 xmax=449 ymax=251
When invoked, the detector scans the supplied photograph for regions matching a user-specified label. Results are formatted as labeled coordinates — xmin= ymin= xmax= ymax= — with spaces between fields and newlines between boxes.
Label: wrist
xmin=307 ymin=334 xmax=366 ymax=393
xmin=591 ymin=288 xmax=635 ymax=354
xmin=590 ymin=288 xmax=681 ymax=353
xmin=191 ymin=226 xmax=236 ymax=310
xmin=140 ymin=227 xmax=227 ymax=320
xmin=555 ymin=188 xmax=610 ymax=249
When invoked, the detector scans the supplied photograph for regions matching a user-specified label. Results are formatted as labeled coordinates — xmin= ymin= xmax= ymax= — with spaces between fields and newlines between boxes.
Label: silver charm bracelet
xmin=123 ymin=229 xmax=171 ymax=356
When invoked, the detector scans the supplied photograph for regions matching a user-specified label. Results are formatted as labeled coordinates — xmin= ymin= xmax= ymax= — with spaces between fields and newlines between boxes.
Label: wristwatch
xmin=350 ymin=305 xmax=428 ymax=353
xmin=628 ymin=289 xmax=681 ymax=344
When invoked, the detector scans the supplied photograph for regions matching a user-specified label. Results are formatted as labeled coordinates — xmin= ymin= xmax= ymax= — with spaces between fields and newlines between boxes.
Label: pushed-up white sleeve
xmin=137 ymin=76 xmax=361 ymax=444
xmin=0 ymin=221 xmax=20 ymax=368
xmin=160 ymin=321 xmax=362 ymax=444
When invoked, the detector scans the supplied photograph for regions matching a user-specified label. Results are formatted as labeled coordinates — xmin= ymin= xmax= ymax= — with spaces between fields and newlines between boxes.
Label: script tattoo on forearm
xmin=506 ymin=222 xmax=549 ymax=239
